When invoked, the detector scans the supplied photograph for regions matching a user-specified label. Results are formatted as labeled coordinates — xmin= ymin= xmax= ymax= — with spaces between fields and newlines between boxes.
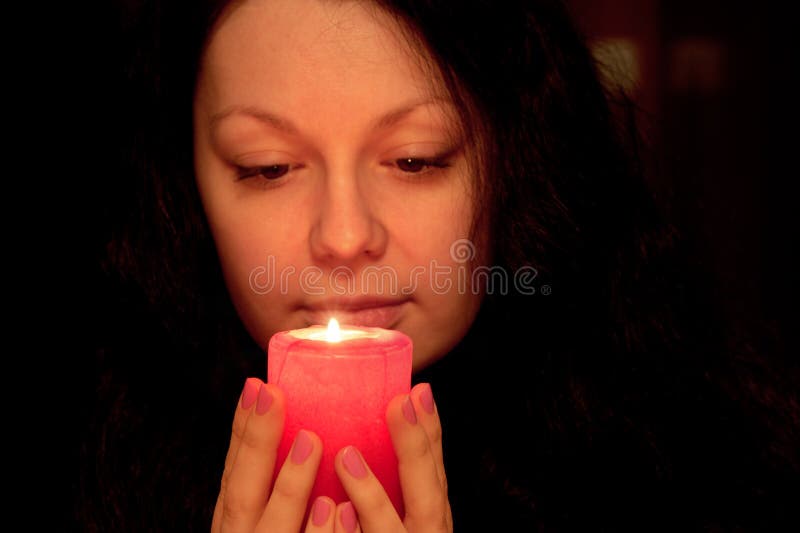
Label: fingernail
xmin=241 ymin=377 xmax=260 ymax=410
xmin=255 ymin=384 xmax=273 ymax=415
xmin=340 ymin=501 xmax=357 ymax=533
xmin=402 ymin=395 xmax=417 ymax=424
xmin=342 ymin=446 xmax=368 ymax=479
xmin=420 ymin=383 xmax=435 ymax=414
xmin=311 ymin=497 xmax=331 ymax=526
xmin=290 ymin=430 xmax=313 ymax=465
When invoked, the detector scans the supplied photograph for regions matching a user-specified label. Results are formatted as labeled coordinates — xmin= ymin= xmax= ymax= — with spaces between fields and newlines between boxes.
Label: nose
xmin=309 ymin=170 xmax=387 ymax=265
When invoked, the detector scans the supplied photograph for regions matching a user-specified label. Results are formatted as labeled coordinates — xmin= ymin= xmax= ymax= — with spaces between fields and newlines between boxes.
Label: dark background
xmin=566 ymin=0 xmax=798 ymax=359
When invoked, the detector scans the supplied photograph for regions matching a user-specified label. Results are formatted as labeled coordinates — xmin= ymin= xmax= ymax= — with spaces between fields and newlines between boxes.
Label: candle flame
xmin=326 ymin=318 xmax=342 ymax=342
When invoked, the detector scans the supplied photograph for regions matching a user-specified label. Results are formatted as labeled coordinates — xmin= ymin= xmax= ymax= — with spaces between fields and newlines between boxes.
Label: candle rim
xmin=272 ymin=325 xmax=413 ymax=355
xmin=288 ymin=324 xmax=384 ymax=341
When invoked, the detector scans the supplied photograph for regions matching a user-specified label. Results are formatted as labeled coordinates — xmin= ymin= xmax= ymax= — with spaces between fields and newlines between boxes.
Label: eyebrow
xmin=209 ymin=96 xmax=449 ymax=137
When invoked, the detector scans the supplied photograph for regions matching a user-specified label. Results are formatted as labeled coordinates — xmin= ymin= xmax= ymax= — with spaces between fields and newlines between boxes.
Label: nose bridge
xmin=310 ymin=163 xmax=385 ymax=263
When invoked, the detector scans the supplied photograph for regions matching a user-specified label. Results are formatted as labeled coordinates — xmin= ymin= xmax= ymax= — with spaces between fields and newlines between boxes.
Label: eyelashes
xmin=393 ymin=156 xmax=451 ymax=175
xmin=234 ymin=153 xmax=455 ymax=183
xmin=235 ymin=163 xmax=297 ymax=181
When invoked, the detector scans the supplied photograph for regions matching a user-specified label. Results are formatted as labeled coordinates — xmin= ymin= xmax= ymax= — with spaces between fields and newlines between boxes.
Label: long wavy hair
xmin=82 ymin=0 xmax=799 ymax=530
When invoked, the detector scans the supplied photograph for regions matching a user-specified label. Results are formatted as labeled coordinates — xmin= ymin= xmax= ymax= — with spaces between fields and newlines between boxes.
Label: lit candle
xmin=268 ymin=318 xmax=412 ymax=516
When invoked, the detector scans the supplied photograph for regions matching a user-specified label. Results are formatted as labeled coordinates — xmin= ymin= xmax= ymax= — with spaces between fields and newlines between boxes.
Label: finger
xmin=409 ymin=382 xmax=446 ymax=492
xmin=220 ymin=381 xmax=285 ymax=533
xmin=409 ymin=384 xmax=453 ymax=533
xmin=334 ymin=501 xmax=362 ymax=533
xmin=257 ymin=429 xmax=323 ymax=533
xmin=335 ymin=446 xmax=404 ymax=533
xmin=212 ymin=377 xmax=262 ymax=533
xmin=386 ymin=393 xmax=450 ymax=531
xmin=304 ymin=496 xmax=336 ymax=533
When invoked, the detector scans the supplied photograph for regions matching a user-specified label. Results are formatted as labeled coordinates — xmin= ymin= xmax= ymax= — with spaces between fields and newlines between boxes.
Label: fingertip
xmin=240 ymin=377 xmax=263 ymax=410
xmin=336 ymin=501 xmax=359 ymax=533
xmin=310 ymin=496 xmax=334 ymax=527
xmin=334 ymin=444 xmax=346 ymax=464
xmin=333 ymin=448 xmax=346 ymax=480
xmin=411 ymin=382 xmax=436 ymax=415
xmin=259 ymin=383 xmax=286 ymax=413
xmin=295 ymin=430 xmax=323 ymax=466
xmin=304 ymin=428 xmax=323 ymax=448
xmin=260 ymin=382 xmax=284 ymax=400
xmin=385 ymin=393 xmax=423 ymax=436
xmin=385 ymin=393 xmax=408 ymax=421
xmin=335 ymin=445 xmax=369 ymax=480
xmin=410 ymin=382 xmax=428 ymax=395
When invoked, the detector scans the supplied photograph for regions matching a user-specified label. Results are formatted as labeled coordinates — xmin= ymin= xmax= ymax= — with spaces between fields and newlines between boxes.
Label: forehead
xmin=198 ymin=0 xmax=442 ymax=108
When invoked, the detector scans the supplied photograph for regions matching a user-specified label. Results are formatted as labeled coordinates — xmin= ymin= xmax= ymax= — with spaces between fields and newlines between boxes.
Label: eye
xmin=393 ymin=156 xmax=451 ymax=175
xmin=236 ymin=164 xmax=293 ymax=181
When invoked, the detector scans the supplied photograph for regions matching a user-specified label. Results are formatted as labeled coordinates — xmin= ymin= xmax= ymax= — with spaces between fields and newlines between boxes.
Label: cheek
xmin=212 ymin=216 xmax=273 ymax=284
xmin=213 ymin=223 xmax=271 ymax=325
xmin=407 ymin=198 xmax=476 ymax=271
xmin=201 ymin=195 xmax=295 ymax=323
xmin=200 ymin=186 xmax=306 ymax=290
xmin=210 ymin=218 xmax=302 ymax=344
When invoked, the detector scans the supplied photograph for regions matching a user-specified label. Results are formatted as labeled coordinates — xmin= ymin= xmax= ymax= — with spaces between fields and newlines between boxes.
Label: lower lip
xmin=305 ymin=303 xmax=406 ymax=329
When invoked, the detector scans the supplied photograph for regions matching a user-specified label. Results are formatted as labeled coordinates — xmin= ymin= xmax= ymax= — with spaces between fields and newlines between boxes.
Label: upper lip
xmin=304 ymin=296 xmax=408 ymax=312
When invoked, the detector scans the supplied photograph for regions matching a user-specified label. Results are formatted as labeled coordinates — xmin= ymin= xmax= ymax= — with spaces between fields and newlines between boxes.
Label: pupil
xmin=262 ymin=165 xmax=287 ymax=179
xmin=398 ymin=158 xmax=425 ymax=172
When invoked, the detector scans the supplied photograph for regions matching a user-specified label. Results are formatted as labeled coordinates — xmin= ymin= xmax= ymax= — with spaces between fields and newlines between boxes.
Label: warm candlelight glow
xmin=326 ymin=318 xmax=342 ymax=342
xmin=290 ymin=323 xmax=380 ymax=341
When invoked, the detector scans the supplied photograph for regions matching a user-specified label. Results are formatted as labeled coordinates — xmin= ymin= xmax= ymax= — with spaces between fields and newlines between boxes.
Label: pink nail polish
xmin=241 ymin=378 xmax=260 ymax=410
xmin=340 ymin=501 xmax=357 ymax=533
xmin=290 ymin=430 xmax=313 ymax=465
xmin=342 ymin=446 xmax=368 ymax=479
xmin=255 ymin=385 xmax=273 ymax=415
xmin=420 ymin=383 xmax=435 ymax=414
xmin=402 ymin=395 xmax=417 ymax=424
xmin=311 ymin=497 xmax=331 ymax=526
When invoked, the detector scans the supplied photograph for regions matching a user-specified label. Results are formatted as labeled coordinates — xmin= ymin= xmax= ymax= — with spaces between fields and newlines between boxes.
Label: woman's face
xmin=194 ymin=0 xmax=486 ymax=372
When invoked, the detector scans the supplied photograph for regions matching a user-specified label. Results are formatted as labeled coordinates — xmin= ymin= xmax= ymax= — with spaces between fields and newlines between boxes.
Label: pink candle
xmin=267 ymin=319 xmax=412 ymax=517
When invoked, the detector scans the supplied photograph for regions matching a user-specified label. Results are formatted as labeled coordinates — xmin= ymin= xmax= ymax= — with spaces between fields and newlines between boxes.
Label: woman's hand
xmin=212 ymin=377 xmax=353 ymax=533
xmin=334 ymin=383 xmax=452 ymax=533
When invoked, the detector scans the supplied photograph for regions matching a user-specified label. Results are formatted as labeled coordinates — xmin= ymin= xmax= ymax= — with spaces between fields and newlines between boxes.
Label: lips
xmin=303 ymin=297 xmax=408 ymax=328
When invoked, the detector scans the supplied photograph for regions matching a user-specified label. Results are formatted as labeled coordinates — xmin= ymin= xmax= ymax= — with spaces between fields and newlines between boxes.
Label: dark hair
xmin=83 ymin=0 xmax=799 ymax=530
